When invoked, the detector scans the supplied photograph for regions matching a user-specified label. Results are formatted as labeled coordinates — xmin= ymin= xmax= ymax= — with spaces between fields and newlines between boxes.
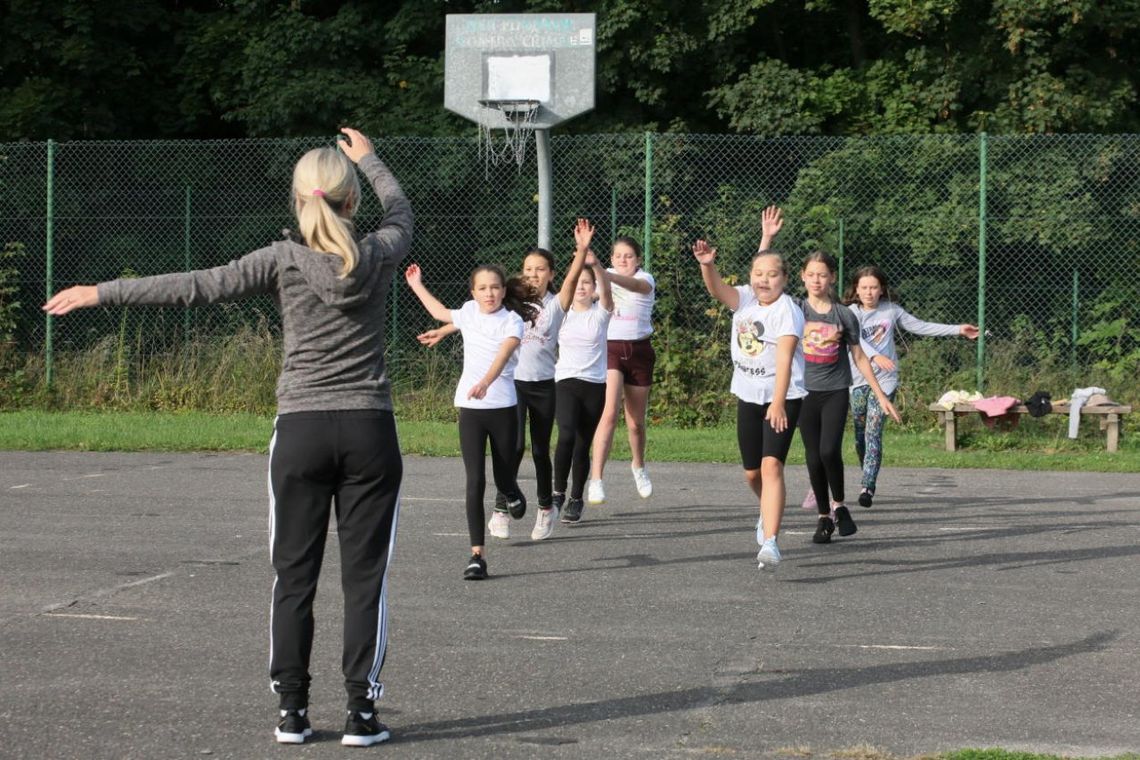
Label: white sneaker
xmin=631 ymin=465 xmax=653 ymax=498
xmin=587 ymin=479 xmax=606 ymax=504
xmin=488 ymin=511 xmax=510 ymax=539
xmin=802 ymin=488 xmax=817 ymax=511
xmin=531 ymin=507 xmax=557 ymax=540
xmin=757 ymin=537 xmax=781 ymax=570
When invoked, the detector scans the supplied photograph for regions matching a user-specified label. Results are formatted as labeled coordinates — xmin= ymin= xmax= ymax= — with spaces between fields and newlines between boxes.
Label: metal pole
xmin=643 ymin=132 xmax=653 ymax=269
xmin=610 ymin=186 xmax=617 ymax=247
xmin=1071 ymin=267 xmax=1079 ymax=368
xmin=535 ymin=128 xmax=552 ymax=250
xmin=184 ymin=186 xmax=192 ymax=341
xmin=44 ymin=139 xmax=56 ymax=387
xmin=837 ymin=218 xmax=845 ymax=293
xmin=976 ymin=133 xmax=988 ymax=391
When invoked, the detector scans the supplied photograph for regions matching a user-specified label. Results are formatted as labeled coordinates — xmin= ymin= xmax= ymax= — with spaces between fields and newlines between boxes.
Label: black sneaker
xmin=560 ymin=497 xmax=584 ymax=524
xmin=462 ymin=553 xmax=488 ymax=580
xmin=858 ymin=489 xmax=874 ymax=508
xmin=834 ymin=505 xmax=858 ymax=536
xmin=341 ymin=710 xmax=391 ymax=747
xmin=506 ymin=492 xmax=527 ymax=520
xmin=812 ymin=515 xmax=835 ymax=544
xmin=275 ymin=709 xmax=312 ymax=744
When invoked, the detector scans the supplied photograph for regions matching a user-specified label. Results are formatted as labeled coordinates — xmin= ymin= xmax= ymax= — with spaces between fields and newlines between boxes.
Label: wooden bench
xmin=927 ymin=401 xmax=1133 ymax=452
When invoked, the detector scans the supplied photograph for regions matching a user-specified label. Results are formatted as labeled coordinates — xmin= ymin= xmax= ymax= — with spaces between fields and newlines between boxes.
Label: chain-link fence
xmin=3 ymin=134 xmax=1138 ymax=414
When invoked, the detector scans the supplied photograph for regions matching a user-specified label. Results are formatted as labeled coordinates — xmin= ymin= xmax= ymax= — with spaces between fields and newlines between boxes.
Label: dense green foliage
xmin=2 ymin=0 xmax=1138 ymax=140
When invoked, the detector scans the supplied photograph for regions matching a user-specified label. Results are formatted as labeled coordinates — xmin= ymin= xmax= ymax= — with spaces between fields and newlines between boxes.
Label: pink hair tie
xmin=312 ymin=189 xmax=326 ymax=198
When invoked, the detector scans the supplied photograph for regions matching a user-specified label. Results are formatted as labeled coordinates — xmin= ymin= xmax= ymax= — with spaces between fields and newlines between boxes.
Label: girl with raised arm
xmin=44 ymin=128 xmax=411 ymax=747
xmin=691 ymin=239 xmax=807 ymax=571
xmin=844 ymin=266 xmax=979 ymax=507
xmin=552 ymin=220 xmax=614 ymax=525
xmin=404 ymin=262 xmax=538 ymax=579
xmin=588 ymin=236 xmax=656 ymax=505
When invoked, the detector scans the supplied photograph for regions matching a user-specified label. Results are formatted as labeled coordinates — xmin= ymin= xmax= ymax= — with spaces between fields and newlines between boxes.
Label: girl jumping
xmin=404 ymin=263 xmax=538 ymax=579
xmin=692 ymin=239 xmax=807 ymax=570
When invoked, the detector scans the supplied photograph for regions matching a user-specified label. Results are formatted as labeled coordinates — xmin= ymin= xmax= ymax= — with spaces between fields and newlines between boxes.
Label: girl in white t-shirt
xmin=692 ymin=240 xmax=807 ymax=571
xmin=588 ymin=236 xmax=656 ymax=505
xmin=404 ymin=263 xmax=539 ymax=580
xmin=553 ymin=227 xmax=614 ymax=525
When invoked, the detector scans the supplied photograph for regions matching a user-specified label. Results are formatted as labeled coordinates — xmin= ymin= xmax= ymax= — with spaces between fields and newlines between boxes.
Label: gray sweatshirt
xmin=97 ymin=153 xmax=413 ymax=414
xmin=848 ymin=301 xmax=960 ymax=395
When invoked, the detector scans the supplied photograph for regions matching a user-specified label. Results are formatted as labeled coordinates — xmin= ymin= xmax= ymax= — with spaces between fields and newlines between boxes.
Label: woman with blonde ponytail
xmin=44 ymin=127 xmax=413 ymax=748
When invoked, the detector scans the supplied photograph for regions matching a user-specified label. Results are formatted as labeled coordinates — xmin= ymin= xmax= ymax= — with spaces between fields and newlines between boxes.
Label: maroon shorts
xmin=606 ymin=338 xmax=656 ymax=387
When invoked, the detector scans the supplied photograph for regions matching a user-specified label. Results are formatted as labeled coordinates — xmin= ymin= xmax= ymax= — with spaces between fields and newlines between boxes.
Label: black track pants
xmin=553 ymin=378 xmax=607 ymax=500
xmin=268 ymin=410 xmax=402 ymax=713
xmin=798 ymin=388 xmax=850 ymax=511
xmin=459 ymin=406 xmax=520 ymax=545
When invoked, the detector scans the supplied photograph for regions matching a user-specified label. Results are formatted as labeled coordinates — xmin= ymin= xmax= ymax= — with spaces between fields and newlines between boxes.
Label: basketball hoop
xmin=477 ymin=99 xmax=540 ymax=173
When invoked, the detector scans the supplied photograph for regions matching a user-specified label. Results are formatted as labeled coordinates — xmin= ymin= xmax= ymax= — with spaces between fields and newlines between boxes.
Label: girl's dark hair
xmin=802 ymin=251 xmax=839 ymax=300
xmin=523 ymin=247 xmax=557 ymax=294
xmin=842 ymin=265 xmax=894 ymax=305
xmin=469 ymin=264 xmax=541 ymax=324
xmin=613 ymin=235 xmax=642 ymax=261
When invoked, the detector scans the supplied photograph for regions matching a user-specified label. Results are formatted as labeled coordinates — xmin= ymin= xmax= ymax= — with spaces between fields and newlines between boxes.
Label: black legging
xmin=512 ymin=379 xmax=556 ymax=507
xmin=798 ymin=388 xmax=850 ymax=513
xmin=553 ymin=378 xmax=607 ymax=500
xmin=458 ymin=406 xmax=520 ymax=545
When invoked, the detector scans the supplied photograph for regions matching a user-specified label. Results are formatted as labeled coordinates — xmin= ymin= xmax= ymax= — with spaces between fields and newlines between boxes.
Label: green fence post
xmin=44 ymin=139 xmax=56 ymax=387
xmin=643 ymin=132 xmax=653 ymax=270
xmin=610 ymin=186 xmax=617 ymax=247
xmin=1071 ymin=267 xmax=1079 ymax=369
xmin=837 ymin=218 xmax=845 ymax=291
xmin=184 ymin=186 xmax=192 ymax=341
xmin=976 ymin=133 xmax=988 ymax=391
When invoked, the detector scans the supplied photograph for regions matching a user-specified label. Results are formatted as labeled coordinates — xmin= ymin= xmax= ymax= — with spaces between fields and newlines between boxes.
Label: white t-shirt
xmin=729 ymin=288 xmax=807 ymax=405
xmin=450 ymin=301 xmax=525 ymax=409
xmin=607 ymin=269 xmax=655 ymax=340
xmin=515 ymin=291 xmax=564 ymax=382
xmin=555 ymin=302 xmax=612 ymax=383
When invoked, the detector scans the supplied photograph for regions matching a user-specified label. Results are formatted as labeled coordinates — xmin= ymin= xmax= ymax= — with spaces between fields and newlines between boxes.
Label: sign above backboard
xmin=444 ymin=13 xmax=596 ymax=130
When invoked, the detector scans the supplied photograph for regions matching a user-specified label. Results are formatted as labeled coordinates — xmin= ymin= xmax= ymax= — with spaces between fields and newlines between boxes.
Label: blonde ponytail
xmin=292 ymin=148 xmax=362 ymax=277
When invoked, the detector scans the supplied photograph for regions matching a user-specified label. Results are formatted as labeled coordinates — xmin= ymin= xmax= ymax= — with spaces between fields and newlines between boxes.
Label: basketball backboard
xmin=444 ymin=13 xmax=596 ymax=130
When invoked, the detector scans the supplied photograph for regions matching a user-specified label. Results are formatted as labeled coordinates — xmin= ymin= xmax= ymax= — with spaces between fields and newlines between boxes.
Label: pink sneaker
xmin=802 ymin=488 xmax=817 ymax=511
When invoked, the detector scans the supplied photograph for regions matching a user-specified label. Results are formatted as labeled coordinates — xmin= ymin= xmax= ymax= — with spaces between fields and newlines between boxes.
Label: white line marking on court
xmin=10 ymin=484 xmax=31 ymax=489
xmin=403 ymin=497 xmax=460 ymax=503
xmin=937 ymin=527 xmax=989 ymax=532
xmin=517 ymin=635 xmax=568 ymax=641
xmin=432 ymin=532 xmax=469 ymax=537
xmin=45 ymin=613 xmax=140 ymax=621
xmin=62 ymin=473 xmax=105 ymax=481
xmin=846 ymin=644 xmax=948 ymax=651
xmin=41 ymin=571 xmax=175 ymax=614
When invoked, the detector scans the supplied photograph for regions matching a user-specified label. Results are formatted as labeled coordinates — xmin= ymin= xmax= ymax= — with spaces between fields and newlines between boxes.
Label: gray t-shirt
xmin=97 ymin=154 xmax=413 ymax=414
xmin=800 ymin=299 xmax=860 ymax=392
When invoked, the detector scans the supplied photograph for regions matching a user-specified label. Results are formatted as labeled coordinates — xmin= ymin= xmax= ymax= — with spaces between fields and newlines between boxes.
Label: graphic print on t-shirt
xmin=736 ymin=317 xmax=765 ymax=357
xmin=803 ymin=320 xmax=841 ymax=364
xmin=862 ymin=321 xmax=890 ymax=346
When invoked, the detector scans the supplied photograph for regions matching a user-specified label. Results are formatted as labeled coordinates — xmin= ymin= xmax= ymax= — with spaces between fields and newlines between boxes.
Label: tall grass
xmin=4 ymin=330 xmax=1135 ymax=425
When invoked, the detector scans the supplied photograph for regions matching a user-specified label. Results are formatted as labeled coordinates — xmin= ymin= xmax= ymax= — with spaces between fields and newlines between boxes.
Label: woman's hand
xmin=871 ymin=354 xmax=895 ymax=372
xmin=879 ymin=397 xmax=902 ymax=424
xmin=417 ymin=328 xmax=447 ymax=346
xmin=574 ymin=218 xmax=595 ymax=252
xmin=765 ymin=400 xmax=788 ymax=433
xmin=404 ymin=263 xmax=422 ymax=285
xmin=960 ymin=324 xmax=980 ymax=339
xmin=43 ymin=285 xmax=99 ymax=316
xmin=760 ymin=205 xmax=783 ymax=244
xmin=338 ymin=127 xmax=375 ymax=164
xmin=467 ymin=380 xmax=490 ymax=400
xmin=692 ymin=239 xmax=717 ymax=265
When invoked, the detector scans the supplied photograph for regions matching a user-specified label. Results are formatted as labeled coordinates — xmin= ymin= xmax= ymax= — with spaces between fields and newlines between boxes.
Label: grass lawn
xmin=1 ymin=410 xmax=1137 ymax=472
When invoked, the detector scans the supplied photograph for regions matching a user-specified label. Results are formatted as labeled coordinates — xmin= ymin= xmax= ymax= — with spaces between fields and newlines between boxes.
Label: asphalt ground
xmin=2 ymin=451 xmax=1138 ymax=760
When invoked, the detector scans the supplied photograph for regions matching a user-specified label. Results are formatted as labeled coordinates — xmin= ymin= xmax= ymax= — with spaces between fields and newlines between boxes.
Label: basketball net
xmin=478 ymin=99 xmax=540 ymax=175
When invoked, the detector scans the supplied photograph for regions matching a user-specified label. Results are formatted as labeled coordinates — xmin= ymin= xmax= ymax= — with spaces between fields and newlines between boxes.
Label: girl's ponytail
xmin=292 ymin=148 xmax=362 ymax=278
xmin=504 ymin=275 xmax=541 ymax=325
